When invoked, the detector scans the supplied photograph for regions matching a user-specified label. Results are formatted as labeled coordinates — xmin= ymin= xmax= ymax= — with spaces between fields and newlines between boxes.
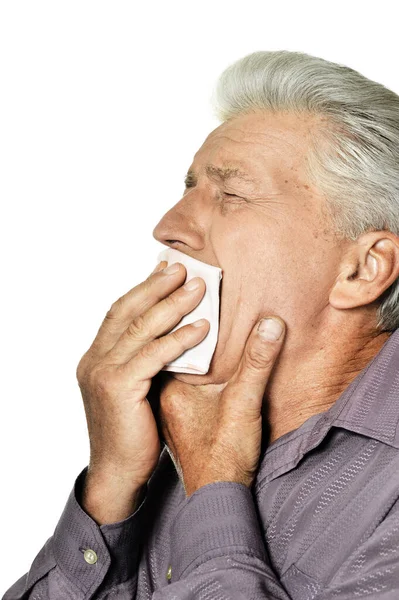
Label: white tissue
xmin=155 ymin=248 xmax=223 ymax=375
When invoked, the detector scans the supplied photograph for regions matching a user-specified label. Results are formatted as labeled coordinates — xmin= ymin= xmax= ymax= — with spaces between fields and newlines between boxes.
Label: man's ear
xmin=329 ymin=232 xmax=399 ymax=310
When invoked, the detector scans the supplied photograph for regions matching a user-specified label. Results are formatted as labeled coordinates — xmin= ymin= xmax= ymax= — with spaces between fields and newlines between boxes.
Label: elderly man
xmin=4 ymin=50 xmax=399 ymax=600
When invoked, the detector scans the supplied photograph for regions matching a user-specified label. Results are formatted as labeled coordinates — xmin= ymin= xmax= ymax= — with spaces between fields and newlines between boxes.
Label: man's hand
xmin=75 ymin=261 xmax=210 ymax=524
xmin=157 ymin=317 xmax=286 ymax=496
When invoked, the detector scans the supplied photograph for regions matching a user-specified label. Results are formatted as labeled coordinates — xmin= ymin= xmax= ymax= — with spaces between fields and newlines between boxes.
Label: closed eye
xmin=184 ymin=185 xmax=241 ymax=197
xmin=223 ymin=192 xmax=247 ymax=202
xmin=183 ymin=178 xmax=244 ymax=200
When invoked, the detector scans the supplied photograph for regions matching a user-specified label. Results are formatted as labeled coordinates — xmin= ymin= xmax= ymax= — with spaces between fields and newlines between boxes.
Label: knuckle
xmin=163 ymin=293 xmax=180 ymax=310
xmin=139 ymin=339 xmax=158 ymax=361
xmin=171 ymin=326 xmax=189 ymax=352
xmin=76 ymin=355 xmax=88 ymax=383
xmin=126 ymin=314 xmax=148 ymax=340
xmin=105 ymin=298 xmax=123 ymax=321
xmin=246 ymin=345 xmax=271 ymax=371
xmin=76 ymin=350 xmax=94 ymax=384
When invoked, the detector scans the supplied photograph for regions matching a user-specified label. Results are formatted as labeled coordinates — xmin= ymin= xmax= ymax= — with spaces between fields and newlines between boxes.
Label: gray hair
xmin=211 ymin=51 xmax=399 ymax=332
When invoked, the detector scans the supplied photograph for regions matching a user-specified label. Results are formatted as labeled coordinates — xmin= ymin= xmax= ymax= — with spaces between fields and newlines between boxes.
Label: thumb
xmin=222 ymin=317 xmax=286 ymax=417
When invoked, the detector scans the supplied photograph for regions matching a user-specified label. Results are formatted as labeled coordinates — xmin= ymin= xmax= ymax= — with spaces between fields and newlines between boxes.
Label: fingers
xmin=151 ymin=260 xmax=168 ymax=275
xmin=88 ymin=261 xmax=188 ymax=359
xmin=107 ymin=275 xmax=207 ymax=364
xmin=121 ymin=318 xmax=210 ymax=383
xmin=221 ymin=317 xmax=286 ymax=419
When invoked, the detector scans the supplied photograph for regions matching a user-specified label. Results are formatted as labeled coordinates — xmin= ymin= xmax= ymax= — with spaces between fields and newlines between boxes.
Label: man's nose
xmin=152 ymin=198 xmax=208 ymax=251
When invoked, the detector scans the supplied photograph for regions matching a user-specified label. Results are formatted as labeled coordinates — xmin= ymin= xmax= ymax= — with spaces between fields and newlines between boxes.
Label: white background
xmin=1 ymin=0 xmax=398 ymax=593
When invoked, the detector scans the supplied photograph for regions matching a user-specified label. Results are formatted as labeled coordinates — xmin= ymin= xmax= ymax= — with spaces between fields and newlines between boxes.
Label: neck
xmin=262 ymin=320 xmax=392 ymax=446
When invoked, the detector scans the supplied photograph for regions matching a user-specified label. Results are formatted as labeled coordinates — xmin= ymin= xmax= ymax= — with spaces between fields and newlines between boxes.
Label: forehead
xmin=193 ymin=111 xmax=319 ymax=177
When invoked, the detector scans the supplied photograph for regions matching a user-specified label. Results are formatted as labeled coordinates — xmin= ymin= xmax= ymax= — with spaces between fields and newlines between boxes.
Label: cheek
xmin=211 ymin=216 xmax=282 ymax=315
xmin=211 ymin=211 xmax=265 ymax=258
xmin=212 ymin=213 xmax=334 ymax=321
xmin=211 ymin=210 xmax=293 ymax=274
xmin=263 ymin=230 xmax=337 ymax=319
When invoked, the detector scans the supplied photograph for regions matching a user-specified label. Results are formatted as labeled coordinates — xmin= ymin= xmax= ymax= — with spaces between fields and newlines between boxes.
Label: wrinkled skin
xmin=152 ymin=110 xmax=399 ymax=460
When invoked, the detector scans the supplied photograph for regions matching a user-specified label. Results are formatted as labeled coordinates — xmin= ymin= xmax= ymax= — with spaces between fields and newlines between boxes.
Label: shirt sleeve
xmin=152 ymin=482 xmax=292 ymax=600
xmin=2 ymin=466 xmax=148 ymax=600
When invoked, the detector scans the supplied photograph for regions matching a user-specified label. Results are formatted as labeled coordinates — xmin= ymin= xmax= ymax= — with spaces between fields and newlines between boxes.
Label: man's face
xmin=153 ymin=111 xmax=348 ymax=385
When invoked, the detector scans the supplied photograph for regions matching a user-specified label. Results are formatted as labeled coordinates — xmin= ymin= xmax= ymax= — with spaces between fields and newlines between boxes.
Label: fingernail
xmin=152 ymin=261 xmax=166 ymax=274
xmin=164 ymin=263 xmax=180 ymax=275
xmin=257 ymin=318 xmax=283 ymax=341
xmin=192 ymin=318 xmax=208 ymax=328
xmin=184 ymin=278 xmax=200 ymax=291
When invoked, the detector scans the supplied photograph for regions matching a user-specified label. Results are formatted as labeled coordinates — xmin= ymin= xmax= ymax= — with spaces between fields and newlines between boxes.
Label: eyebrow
xmin=184 ymin=164 xmax=258 ymax=185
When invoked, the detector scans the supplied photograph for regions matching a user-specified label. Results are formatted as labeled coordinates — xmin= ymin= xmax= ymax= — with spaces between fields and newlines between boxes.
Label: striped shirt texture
xmin=3 ymin=327 xmax=399 ymax=599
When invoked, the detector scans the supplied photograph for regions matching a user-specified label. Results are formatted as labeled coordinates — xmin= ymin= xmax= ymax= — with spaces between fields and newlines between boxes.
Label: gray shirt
xmin=3 ymin=328 xmax=399 ymax=600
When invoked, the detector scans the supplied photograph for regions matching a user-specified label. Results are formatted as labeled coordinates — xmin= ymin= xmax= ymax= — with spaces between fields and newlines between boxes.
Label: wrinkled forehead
xmin=193 ymin=111 xmax=317 ymax=176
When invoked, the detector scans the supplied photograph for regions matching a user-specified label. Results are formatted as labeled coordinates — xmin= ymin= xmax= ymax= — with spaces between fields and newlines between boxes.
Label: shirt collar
xmin=326 ymin=327 xmax=399 ymax=448
xmin=256 ymin=328 xmax=399 ymax=489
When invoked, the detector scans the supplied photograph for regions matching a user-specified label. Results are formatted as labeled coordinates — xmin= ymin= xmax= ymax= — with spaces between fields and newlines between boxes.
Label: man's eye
xmin=224 ymin=192 xmax=243 ymax=200
xmin=183 ymin=182 xmax=243 ymax=200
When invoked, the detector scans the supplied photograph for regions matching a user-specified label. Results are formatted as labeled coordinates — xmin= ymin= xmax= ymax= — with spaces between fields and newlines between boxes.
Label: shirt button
xmin=83 ymin=549 xmax=98 ymax=565
xmin=166 ymin=565 xmax=172 ymax=581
